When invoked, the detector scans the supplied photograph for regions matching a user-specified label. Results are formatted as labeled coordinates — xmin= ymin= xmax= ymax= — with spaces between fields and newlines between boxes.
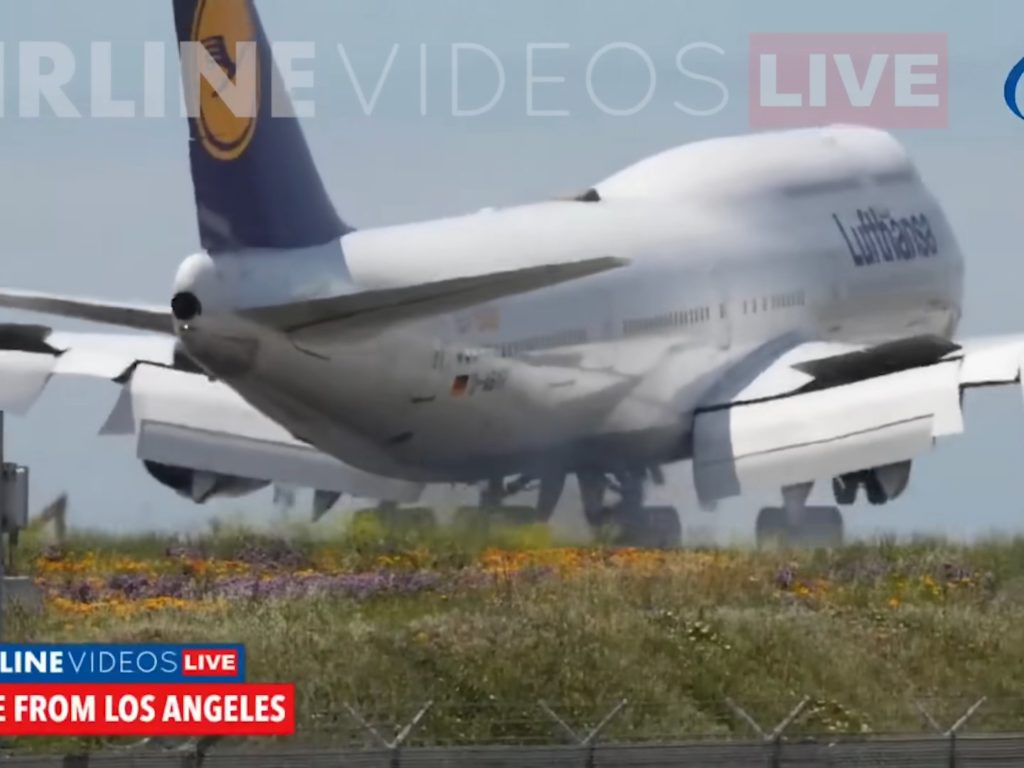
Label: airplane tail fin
xmin=172 ymin=0 xmax=351 ymax=254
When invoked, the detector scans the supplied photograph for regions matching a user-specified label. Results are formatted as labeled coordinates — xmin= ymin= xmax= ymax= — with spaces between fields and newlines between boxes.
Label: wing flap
xmin=956 ymin=335 xmax=1024 ymax=387
xmin=693 ymin=333 xmax=1024 ymax=505
xmin=694 ymin=361 xmax=962 ymax=504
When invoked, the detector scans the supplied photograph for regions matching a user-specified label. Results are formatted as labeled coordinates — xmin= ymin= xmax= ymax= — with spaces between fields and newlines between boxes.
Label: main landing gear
xmin=755 ymin=482 xmax=843 ymax=549
xmin=757 ymin=462 xmax=911 ymax=548
xmin=452 ymin=474 xmax=566 ymax=529
xmin=577 ymin=469 xmax=681 ymax=548
xmin=352 ymin=499 xmax=438 ymax=531
xmin=333 ymin=467 xmax=684 ymax=549
xmin=455 ymin=469 xmax=681 ymax=548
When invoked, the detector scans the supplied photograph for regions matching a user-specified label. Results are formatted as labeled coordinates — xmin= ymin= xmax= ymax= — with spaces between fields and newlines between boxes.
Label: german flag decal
xmin=451 ymin=375 xmax=470 ymax=397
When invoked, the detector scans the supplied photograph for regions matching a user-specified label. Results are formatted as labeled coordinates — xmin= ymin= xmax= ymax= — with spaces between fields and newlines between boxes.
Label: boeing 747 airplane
xmin=0 ymin=0 xmax=1015 ymax=546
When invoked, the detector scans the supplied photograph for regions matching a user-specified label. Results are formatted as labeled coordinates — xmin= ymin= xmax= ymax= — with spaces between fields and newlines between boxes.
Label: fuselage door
xmin=710 ymin=261 xmax=731 ymax=351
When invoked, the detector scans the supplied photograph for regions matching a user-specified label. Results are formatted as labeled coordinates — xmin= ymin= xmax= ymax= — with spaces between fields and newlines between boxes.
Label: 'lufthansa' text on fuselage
xmin=833 ymin=206 xmax=938 ymax=267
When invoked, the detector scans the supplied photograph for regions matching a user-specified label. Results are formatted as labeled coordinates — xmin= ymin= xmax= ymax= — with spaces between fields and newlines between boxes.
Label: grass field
xmin=8 ymin=519 xmax=1024 ymax=751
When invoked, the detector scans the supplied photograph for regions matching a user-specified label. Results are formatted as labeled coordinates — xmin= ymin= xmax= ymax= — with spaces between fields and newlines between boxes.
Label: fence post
xmin=344 ymin=700 xmax=433 ymax=768
xmin=914 ymin=696 xmax=986 ymax=768
xmin=538 ymin=699 xmax=628 ymax=768
xmin=726 ymin=695 xmax=809 ymax=768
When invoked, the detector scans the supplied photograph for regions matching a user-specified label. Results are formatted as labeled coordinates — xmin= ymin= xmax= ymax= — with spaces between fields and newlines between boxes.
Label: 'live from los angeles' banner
xmin=0 ymin=644 xmax=294 ymax=736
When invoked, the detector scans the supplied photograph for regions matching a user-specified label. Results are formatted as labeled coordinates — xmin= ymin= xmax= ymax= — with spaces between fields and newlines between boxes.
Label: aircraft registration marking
xmin=451 ymin=370 xmax=508 ymax=397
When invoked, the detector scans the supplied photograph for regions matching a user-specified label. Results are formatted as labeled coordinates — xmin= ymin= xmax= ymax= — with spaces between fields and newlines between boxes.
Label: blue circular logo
xmin=1005 ymin=56 xmax=1024 ymax=120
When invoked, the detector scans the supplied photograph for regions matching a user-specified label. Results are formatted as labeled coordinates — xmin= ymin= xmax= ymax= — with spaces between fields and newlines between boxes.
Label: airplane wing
xmin=241 ymin=256 xmax=628 ymax=341
xmin=0 ymin=324 xmax=423 ymax=503
xmin=691 ymin=332 xmax=1024 ymax=505
xmin=0 ymin=324 xmax=181 ymax=413
xmin=99 ymin=364 xmax=424 ymax=501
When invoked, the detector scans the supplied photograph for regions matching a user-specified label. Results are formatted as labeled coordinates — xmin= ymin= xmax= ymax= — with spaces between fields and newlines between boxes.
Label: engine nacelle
xmin=143 ymin=461 xmax=270 ymax=504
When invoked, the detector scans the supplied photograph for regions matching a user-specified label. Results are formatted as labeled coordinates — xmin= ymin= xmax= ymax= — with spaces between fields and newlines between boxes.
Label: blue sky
xmin=0 ymin=0 xmax=1023 ymax=538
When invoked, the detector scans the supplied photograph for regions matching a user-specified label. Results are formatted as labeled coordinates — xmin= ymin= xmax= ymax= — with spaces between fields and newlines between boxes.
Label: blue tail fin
xmin=173 ymin=0 xmax=351 ymax=254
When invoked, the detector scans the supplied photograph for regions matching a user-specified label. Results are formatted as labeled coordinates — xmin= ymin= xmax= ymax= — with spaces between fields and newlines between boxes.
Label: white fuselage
xmin=173 ymin=125 xmax=964 ymax=483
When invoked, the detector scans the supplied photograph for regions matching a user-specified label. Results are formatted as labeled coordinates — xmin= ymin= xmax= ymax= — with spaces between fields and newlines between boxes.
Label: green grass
xmin=8 ymin=524 xmax=1024 ymax=751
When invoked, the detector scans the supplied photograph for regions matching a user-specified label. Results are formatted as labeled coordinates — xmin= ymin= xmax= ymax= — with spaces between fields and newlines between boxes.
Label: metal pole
xmin=0 ymin=410 xmax=6 ymax=642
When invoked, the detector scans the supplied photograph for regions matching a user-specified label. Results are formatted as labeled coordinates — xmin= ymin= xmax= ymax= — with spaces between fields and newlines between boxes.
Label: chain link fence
xmin=4 ymin=694 xmax=1024 ymax=767
xmin=6 ymin=736 xmax=1024 ymax=768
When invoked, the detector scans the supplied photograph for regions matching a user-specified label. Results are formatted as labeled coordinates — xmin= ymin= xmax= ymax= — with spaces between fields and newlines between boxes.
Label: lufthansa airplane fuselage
xmin=173 ymin=125 xmax=964 ymax=484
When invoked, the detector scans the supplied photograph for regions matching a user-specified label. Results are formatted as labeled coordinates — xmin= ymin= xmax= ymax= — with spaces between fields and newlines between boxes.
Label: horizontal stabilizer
xmin=0 ymin=289 xmax=173 ymax=334
xmin=243 ymin=256 xmax=628 ymax=340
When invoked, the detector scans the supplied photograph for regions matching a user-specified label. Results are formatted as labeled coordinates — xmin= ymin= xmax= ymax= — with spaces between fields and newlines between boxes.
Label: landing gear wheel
xmin=579 ymin=471 xmax=611 ymax=530
xmin=577 ymin=469 xmax=680 ymax=548
xmin=585 ymin=505 xmax=682 ymax=548
xmin=799 ymin=506 xmax=843 ymax=547
xmin=458 ymin=473 xmax=567 ymax=531
xmin=755 ymin=507 xmax=789 ymax=548
xmin=832 ymin=475 xmax=859 ymax=506
xmin=352 ymin=504 xmax=437 ymax=532
xmin=453 ymin=505 xmax=541 ymax=531
xmin=863 ymin=471 xmax=889 ymax=506
xmin=535 ymin=474 xmax=566 ymax=523
xmin=756 ymin=506 xmax=843 ymax=548
xmin=623 ymin=506 xmax=682 ymax=549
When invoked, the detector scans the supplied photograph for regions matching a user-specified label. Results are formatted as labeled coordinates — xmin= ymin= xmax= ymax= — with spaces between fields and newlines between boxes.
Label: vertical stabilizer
xmin=173 ymin=0 xmax=351 ymax=254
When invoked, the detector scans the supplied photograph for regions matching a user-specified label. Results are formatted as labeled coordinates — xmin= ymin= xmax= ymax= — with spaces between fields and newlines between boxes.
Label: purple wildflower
xmin=234 ymin=538 xmax=311 ymax=569
xmin=775 ymin=565 xmax=796 ymax=590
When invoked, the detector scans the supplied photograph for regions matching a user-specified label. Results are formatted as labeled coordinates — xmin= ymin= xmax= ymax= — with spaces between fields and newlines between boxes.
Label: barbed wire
xmin=5 ymin=691 xmax=1024 ymax=764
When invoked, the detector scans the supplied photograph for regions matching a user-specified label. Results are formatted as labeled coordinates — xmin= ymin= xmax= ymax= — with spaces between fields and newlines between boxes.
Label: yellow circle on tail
xmin=190 ymin=0 xmax=261 ymax=161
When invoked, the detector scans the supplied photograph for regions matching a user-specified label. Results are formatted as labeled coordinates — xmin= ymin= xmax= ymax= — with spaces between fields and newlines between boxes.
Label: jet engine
xmin=143 ymin=461 xmax=270 ymax=504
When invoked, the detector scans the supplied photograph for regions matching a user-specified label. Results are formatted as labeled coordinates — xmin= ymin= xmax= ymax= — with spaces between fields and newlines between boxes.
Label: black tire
xmin=589 ymin=505 xmax=681 ymax=549
xmin=755 ymin=507 xmax=789 ymax=548
xmin=453 ymin=505 xmax=543 ymax=530
xmin=452 ymin=506 xmax=491 ymax=532
xmin=832 ymin=475 xmax=859 ymax=506
xmin=495 ymin=505 xmax=548 ymax=526
xmin=795 ymin=505 xmax=844 ymax=548
xmin=398 ymin=507 xmax=439 ymax=531
xmin=864 ymin=471 xmax=889 ymax=505
xmin=620 ymin=506 xmax=682 ymax=549
xmin=536 ymin=474 xmax=567 ymax=522
xmin=353 ymin=505 xmax=437 ymax=531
